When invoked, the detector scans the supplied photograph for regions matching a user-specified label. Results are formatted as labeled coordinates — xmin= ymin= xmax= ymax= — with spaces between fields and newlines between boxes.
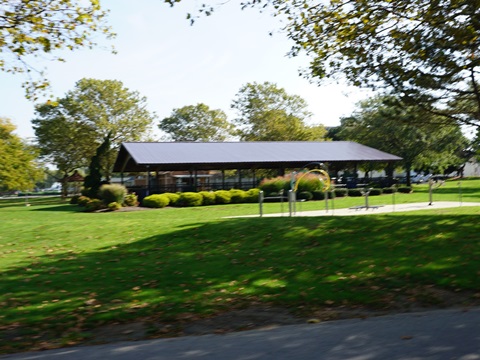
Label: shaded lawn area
xmin=1 ymin=200 xmax=480 ymax=353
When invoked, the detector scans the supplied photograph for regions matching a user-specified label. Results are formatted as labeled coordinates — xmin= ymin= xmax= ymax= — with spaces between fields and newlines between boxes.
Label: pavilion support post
xmin=238 ymin=169 xmax=242 ymax=190
xmin=222 ymin=170 xmax=225 ymax=190
xmin=252 ymin=169 xmax=257 ymax=188
xmin=194 ymin=170 xmax=198 ymax=192
xmin=146 ymin=165 xmax=150 ymax=196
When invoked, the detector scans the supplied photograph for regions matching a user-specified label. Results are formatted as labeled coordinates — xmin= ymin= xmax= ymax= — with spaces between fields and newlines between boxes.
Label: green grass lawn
xmin=1 ymin=179 xmax=480 ymax=353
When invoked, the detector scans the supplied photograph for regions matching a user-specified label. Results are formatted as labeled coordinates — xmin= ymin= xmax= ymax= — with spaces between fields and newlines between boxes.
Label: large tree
xmin=165 ymin=0 xmax=480 ymax=128
xmin=338 ymin=95 xmax=469 ymax=185
xmin=0 ymin=118 xmax=42 ymax=192
xmin=32 ymin=78 xmax=156 ymax=181
xmin=231 ymin=81 xmax=326 ymax=141
xmin=0 ymin=0 xmax=114 ymax=99
xmin=159 ymin=103 xmax=233 ymax=141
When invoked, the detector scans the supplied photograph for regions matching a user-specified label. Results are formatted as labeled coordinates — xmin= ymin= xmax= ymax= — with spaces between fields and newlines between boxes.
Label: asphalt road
xmin=2 ymin=307 xmax=480 ymax=360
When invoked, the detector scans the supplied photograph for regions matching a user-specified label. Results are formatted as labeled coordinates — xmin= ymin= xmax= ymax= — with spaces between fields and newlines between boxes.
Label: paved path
xmin=2 ymin=308 xmax=480 ymax=360
xmin=231 ymin=201 xmax=480 ymax=218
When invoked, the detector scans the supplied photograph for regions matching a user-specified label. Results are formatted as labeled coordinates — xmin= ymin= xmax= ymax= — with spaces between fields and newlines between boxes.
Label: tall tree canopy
xmin=159 ymin=103 xmax=233 ymax=141
xmin=231 ymin=81 xmax=326 ymax=141
xmin=338 ymin=95 xmax=469 ymax=185
xmin=32 ymin=78 xmax=156 ymax=180
xmin=0 ymin=0 xmax=114 ymax=98
xmin=0 ymin=118 xmax=42 ymax=192
xmin=164 ymin=0 xmax=480 ymax=128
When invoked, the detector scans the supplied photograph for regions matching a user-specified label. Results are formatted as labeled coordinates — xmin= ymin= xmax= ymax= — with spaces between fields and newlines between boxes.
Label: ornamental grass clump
xmin=294 ymin=173 xmax=324 ymax=193
xmin=99 ymin=184 xmax=127 ymax=206
xmin=259 ymin=176 xmax=288 ymax=195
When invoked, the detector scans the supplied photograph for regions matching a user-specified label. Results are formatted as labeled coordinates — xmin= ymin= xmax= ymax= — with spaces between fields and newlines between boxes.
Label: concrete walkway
xmin=230 ymin=201 xmax=480 ymax=218
xmin=2 ymin=307 xmax=480 ymax=360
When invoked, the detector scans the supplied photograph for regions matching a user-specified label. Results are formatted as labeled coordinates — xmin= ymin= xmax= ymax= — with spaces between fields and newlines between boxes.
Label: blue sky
xmin=0 ymin=0 xmax=372 ymax=140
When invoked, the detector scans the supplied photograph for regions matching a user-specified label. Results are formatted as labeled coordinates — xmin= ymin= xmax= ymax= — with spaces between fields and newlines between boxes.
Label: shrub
xmin=199 ymin=191 xmax=216 ymax=205
xmin=178 ymin=192 xmax=203 ymax=207
xmin=333 ymin=188 xmax=348 ymax=197
xmin=99 ymin=184 xmax=127 ymax=205
xmin=398 ymin=186 xmax=413 ymax=193
xmin=312 ymin=190 xmax=325 ymax=200
xmin=369 ymin=188 xmax=383 ymax=196
xmin=70 ymin=195 xmax=81 ymax=204
xmin=382 ymin=187 xmax=397 ymax=194
xmin=348 ymin=189 xmax=363 ymax=197
xmin=108 ymin=202 xmax=122 ymax=211
xmin=297 ymin=191 xmax=313 ymax=201
xmin=230 ymin=189 xmax=247 ymax=203
xmin=215 ymin=190 xmax=231 ymax=204
xmin=245 ymin=188 xmax=260 ymax=203
xmin=142 ymin=194 xmax=170 ymax=208
xmin=259 ymin=176 xmax=289 ymax=193
xmin=295 ymin=173 xmax=324 ymax=193
xmin=124 ymin=193 xmax=139 ymax=207
xmin=77 ymin=196 xmax=91 ymax=206
xmin=164 ymin=192 xmax=180 ymax=206
xmin=84 ymin=199 xmax=105 ymax=212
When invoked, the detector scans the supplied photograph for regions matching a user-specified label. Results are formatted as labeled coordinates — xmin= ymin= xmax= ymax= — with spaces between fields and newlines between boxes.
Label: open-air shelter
xmin=112 ymin=141 xmax=402 ymax=196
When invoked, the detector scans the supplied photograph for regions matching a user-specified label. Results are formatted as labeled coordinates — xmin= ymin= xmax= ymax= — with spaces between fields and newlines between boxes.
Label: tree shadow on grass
xmin=1 ymin=212 xmax=480 ymax=351
xmin=31 ymin=204 xmax=81 ymax=212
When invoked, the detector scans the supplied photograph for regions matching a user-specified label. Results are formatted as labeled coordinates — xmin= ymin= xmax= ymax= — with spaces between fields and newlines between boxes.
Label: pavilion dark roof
xmin=113 ymin=141 xmax=402 ymax=173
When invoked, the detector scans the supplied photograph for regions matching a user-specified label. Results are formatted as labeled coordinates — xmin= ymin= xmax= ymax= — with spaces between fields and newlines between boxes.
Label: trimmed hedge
xmin=382 ymin=187 xmax=397 ymax=194
xmin=214 ymin=190 xmax=231 ymax=204
xmin=398 ymin=186 xmax=413 ymax=193
xmin=164 ymin=192 xmax=180 ymax=206
xmin=142 ymin=194 xmax=170 ymax=208
xmin=245 ymin=188 xmax=260 ymax=203
xmin=348 ymin=189 xmax=363 ymax=197
xmin=199 ymin=191 xmax=216 ymax=205
xmin=230 ymin=189 xmax=247 ymax=204
xmin=333 ymin=188 xmax=348 ymax=197
xmin=369 ymin=188 xmax=382 ymax=196
xmin=178 ymin=192 xmax=203 ymax=207
xmin=312 ymin=190 xmax=325 ymax=200
xmin=297 ymin=191 xmax=313 ymax=201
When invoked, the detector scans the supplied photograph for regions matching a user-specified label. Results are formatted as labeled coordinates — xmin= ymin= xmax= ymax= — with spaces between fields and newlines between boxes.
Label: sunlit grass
xmin=0 ymin=179 xmax=479 ymax=353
